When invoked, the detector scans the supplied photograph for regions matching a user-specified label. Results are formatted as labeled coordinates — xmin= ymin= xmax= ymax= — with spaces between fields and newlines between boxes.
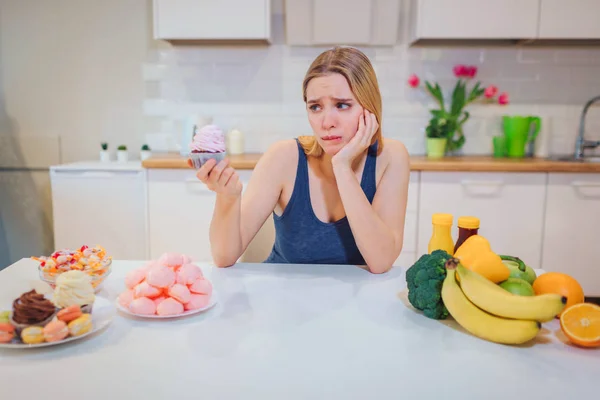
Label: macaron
xmin=43 ymin=320 xmax=69 ymax=342
xmin=0 ymin=310 xmax=10 ymax=324
xmin=0 ymin=323 xmax=15 ymax=343
xmin=184 ymin=294 xmax=210 ymax=311
xmin=67 ymin=314 xmax=92 ymax=337
xmin=156 ymin=298 xmax=184 ymax=316
xmin=189 ymin=278 xmax=213 ymax=296
xmin=129 ymin=297 xmax=156 ymax=315
xmin=134 ymin=281 xmax=162 ymax=298
xmin=146 ymin=265 xmax=176 ymax=288
xmin=168 ymin=284 xmax=191 ymax=304
xmin=176 ymin=264 xmax=203 ymax=285
xmin=21 ymin=326 xmax=45 ymax=344
xmin=57 ymin=305 xmax=83 ymax=323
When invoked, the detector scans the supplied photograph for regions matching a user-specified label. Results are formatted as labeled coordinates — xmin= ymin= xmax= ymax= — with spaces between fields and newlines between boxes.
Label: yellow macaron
xmin=67 ymin=314 xmax=92 ymax=337
xmin=21 ymin=326 xmax=45 ymax=344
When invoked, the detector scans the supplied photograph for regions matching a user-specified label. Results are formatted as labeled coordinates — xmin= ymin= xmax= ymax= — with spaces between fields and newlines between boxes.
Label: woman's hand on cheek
xmin=332 ymin=109 xmax=379 ymax=169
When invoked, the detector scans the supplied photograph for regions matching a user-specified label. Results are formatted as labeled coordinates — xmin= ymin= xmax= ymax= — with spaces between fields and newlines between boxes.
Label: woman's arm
xmin=334 ymin=140 xmax=410 ymax=274
xmin=199 ymin=140 xmax=295 ymax=267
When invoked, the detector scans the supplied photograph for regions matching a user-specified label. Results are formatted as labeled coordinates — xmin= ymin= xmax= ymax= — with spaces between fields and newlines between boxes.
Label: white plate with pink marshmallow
xmin=115 ymin=253 xmax=218 ymax=319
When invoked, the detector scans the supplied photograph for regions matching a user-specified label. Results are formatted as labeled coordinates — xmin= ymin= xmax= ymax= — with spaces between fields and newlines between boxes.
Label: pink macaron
xmin=189 ymin=278 xmax=213 ymax=296
xmin=184 ymin=294 xmax=211 ymax=311
xmin=156 ymin=298 xmax=184 ymax=316
xmin=129 ymin=297 xmax=156 ymax=315
xmin=146 ymin=265 xmax=176 ymax=288
xmin=134 ymin=281 xmax=162 ymax=298
xmin=125 ymin=268 xmax=147 ymax=289
xmin=176 ymin=264 xmax=204 ymax=285
xmin=168 ymin=284 xmax=191 ymax=304
xmin=118 ymin=289 xmax=135 ymax=307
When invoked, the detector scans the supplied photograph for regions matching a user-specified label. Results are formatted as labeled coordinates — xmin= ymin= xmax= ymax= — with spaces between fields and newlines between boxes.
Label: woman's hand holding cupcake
xmin=194 ymin=158 xmax=243 ymax=199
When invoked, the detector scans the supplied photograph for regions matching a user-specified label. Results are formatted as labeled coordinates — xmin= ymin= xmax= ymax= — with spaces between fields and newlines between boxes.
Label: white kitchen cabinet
xmin=541 ymin=173 xmax=600 ymax=297
xmin=395 ymin=171 xmax=420 ymax=267
xmin=153 ymin=0 xmax=272 ymax=41
xmin=49 ymin=163 xmax=148 ymax=261
xmin=147 ymin=169 xmax=274 ymax=263
xmin=409 ymin=0 xmax=539 ymax=42
xmin=284 ymin=0 xmax=401 ymax=46
xmin=417 ymin=172 xmax=547 ymax=268
xmin=538 ymin=0 xmax=600 ymax=39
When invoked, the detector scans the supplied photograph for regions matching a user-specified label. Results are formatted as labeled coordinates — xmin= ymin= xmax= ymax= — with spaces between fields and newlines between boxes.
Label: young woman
xmin=191 ymin=46 xmax=410 ymax=274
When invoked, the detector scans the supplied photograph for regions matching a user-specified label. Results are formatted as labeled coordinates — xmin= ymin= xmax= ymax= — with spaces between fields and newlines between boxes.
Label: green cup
xmin=502 ymin=116 xmax=541 ymax=158
xmin=493 ymin=136 xmax=506 ymax=157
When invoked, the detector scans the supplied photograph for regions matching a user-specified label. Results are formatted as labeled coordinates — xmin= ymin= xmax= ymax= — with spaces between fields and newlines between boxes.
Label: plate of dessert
xmin=0 ymin=270 xmax=114 ymax=348
xmin=116 ymin=252 xmax=217 ymax=319
xmin=32 ymin=245 xmax=112 ymax=292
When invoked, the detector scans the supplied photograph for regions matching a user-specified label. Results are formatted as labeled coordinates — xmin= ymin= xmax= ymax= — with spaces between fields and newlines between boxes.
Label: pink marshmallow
xmin=158 ymin=252 xmax=185 ymax=269
xmin=125 ymin=268 xmax=146 ymax=289
xmin=146 ymin=265 xmax=176 ymax=288
xmin=118 ymin=289 xmax=135 ymax=307
xmin=153 ymin=296 xmax=167 ymax=308
xmin=156 ymin=298 xmax=184 ymax=316
xmin=129 ymin=297 xmax=156 ymax=315
xmin=176 ymin=264 xmax=204 ymax=285
xmin=168 ymin=284 xmax=191 ymax=304
xmin=134 ymin=281 xmax=162 ymax=298
xmin=185 ymin=294 xmax=211 ymax=311
xmin=189 ymin=278 xmax=213 ymax=296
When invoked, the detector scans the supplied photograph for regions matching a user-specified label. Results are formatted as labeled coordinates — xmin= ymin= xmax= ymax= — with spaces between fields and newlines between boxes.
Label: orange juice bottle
xmin=428 ymin=213 xmax=455 ymax=255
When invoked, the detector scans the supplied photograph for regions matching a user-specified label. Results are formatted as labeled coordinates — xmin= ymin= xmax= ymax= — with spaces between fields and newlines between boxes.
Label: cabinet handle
xmin=460 ymin=180 xmax=504 ymax=187
xmin=571 ymin=181 xmax=600 ymax=187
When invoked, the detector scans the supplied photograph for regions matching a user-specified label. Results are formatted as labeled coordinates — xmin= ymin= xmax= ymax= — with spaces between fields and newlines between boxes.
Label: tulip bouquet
xmin=408 ymin=64 xmax=509 ymax=156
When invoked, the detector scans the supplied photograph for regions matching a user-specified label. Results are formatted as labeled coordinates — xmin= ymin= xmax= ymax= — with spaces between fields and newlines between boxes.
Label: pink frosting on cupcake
xmin=190 ymin=125 xmax=226 ymax=153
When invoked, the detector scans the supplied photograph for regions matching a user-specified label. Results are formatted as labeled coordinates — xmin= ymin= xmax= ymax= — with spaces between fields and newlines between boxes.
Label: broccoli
xmin=405 ymin=249 xmax=452 ymax=320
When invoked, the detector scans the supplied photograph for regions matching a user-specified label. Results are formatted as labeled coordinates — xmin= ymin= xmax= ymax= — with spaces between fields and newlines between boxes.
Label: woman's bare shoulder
xmin=381 ymin=138 xmax=410 ymax=167
xmin=253 ymin=139 xmax=299 ymax=178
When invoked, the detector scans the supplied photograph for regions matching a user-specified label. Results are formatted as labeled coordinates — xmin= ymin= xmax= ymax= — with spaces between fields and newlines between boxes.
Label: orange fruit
xmin=559 ymin=303 xmax=600 ymax=348
xmin=532 ymin=272 xmax=584 ymax=316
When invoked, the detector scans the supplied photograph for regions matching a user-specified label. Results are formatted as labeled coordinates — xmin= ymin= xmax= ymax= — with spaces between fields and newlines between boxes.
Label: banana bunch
xmin=441 ymin=258 xmax=566 ymax=345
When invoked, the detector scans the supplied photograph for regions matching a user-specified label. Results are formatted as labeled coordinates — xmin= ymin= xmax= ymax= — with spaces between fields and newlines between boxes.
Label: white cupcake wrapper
xmin=189 ymin=152 xmax=226 ymax=169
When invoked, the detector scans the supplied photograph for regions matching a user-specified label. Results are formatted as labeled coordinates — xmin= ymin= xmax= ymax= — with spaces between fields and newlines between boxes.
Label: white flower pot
xmin=140 ymin=150 xmax=151 ymax=161
xmin=117 ymin=150 xmax=128 ymax=163
xmin=99 ymin=150 xmax=111 ymax=162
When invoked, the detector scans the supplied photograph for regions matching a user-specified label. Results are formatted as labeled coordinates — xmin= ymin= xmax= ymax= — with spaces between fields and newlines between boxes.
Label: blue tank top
xmin=264 ymin=138 xmax=378 ymax=265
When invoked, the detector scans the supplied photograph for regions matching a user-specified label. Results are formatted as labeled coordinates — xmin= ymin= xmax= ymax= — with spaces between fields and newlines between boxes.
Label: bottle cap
xmin=458 ymin=216 xmax=480 ymax=229
xmin=432 ymin=213 xmax=453 ymax=225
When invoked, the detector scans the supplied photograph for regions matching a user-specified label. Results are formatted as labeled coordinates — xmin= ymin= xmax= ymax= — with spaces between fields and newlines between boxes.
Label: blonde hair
xmin=298 ymin=46 xmax=383 ymax=157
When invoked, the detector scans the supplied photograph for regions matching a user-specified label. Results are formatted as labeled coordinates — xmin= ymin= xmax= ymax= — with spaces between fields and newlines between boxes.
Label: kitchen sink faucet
xmin=575 ymin=94 xmax=600 ymax=160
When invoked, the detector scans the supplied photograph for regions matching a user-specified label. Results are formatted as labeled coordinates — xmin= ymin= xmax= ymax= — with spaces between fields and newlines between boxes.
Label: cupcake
xmin=189 ymin=124 xmax=226 ymax=169
xmin=9 ymin=290 xmax=57 ymax=333
xmin=52 ymin=270 xmax=96 ymax=313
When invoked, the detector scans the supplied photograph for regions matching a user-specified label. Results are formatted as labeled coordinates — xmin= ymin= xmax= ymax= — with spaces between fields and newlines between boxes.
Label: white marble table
xmin=0 ymin=258 xmax=597 ymax=399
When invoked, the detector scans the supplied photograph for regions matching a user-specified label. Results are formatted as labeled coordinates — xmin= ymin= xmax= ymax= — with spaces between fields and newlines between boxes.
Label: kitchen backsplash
xmin=141 ymin=5 xmax=600 ymax=157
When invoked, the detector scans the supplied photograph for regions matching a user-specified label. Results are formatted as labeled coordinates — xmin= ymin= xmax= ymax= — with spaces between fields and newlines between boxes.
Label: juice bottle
xmin=428 ymin=213 xmax=455 ymax=255
xmin=453 ymin=216 xmax=480 ymax=254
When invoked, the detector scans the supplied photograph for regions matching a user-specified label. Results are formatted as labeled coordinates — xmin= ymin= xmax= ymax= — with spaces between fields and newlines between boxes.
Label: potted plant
xmin=100 ymin=142 xmax=110 ymax=162
xmin=408 ymin=65 xmax=509 ymax=157
xmin=117 ymin=145 xmax=128 ymax=162
xmin=140 ymin=144 xmax=151 ymax=161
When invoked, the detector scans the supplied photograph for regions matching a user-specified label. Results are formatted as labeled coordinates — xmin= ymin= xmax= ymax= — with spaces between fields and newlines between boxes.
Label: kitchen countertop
xmin=1 ymin=259 xmax=597 ymax=399
xmin=142 ymin=153 xmax=600 ymax=173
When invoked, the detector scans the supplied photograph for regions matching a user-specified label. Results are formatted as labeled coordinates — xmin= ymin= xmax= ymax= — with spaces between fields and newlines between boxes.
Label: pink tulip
xmin=453 ymin=65 xmax=467 ymax=78
xmin=498 ymin=92 xmax=509 ymax=105
xmin=407 ymin=74 xmax=420 ymax=88
xmin=465 ymin=66 xmax=477 ymax=78
xmin=484 ymin=85 xmax=498 ymax=98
